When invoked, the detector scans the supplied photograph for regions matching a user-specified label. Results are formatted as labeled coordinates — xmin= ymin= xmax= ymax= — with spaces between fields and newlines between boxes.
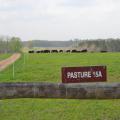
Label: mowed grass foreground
xmin=0 ymin=53 xmax=120 ymax=120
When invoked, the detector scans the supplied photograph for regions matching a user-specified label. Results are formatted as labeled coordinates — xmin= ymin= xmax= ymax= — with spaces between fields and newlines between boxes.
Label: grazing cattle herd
xmin=28 ymin=49 xmax=108 ymax=53
xmin=28 ymin=49 xmax=90 ymax=53
xmin=28 ymin=49 xmax=107 ymax=53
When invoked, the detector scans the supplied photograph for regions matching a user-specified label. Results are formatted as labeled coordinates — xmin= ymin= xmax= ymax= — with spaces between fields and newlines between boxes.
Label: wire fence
xmin=0 ymin=53 xmax=98 ymax=82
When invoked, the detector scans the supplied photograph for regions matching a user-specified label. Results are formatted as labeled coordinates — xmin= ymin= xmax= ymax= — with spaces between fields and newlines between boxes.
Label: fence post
xmin=24 ymin=53 xmax=25 ymax=65
xmin=12 ymin=62 xmax=15 ymax=79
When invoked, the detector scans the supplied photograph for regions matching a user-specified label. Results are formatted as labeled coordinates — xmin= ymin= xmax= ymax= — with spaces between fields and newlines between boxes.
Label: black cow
xmin=44 ymin=50 xmax=50 ymax=53
xmin=40 ymin=50 xmax=44 ymax=53
xmin=51 ymin=50 xmax=58 ymax=53
xmin=36 ymin=51 xmax=41 ymax=53
xmin=100 ymin=50 xmax=107 ymax=53
xmin=28 ymin=50 xmax=34 ymax=53
xmin=66 ymin=50 xmax=71 ymax=53
xmin=59 ymin=50 xmax=63 ymax=53
xmin=71 ymin=49 xmax=77 ymax=53
xmin=81 ymin=49 xmax=87 ymax=52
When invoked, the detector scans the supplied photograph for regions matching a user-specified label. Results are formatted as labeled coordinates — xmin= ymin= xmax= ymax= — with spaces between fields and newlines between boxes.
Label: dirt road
xmin=0 ymin=53 xmax=21 ymax=71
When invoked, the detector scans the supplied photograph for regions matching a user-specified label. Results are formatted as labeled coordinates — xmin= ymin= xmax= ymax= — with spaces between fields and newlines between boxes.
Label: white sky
xmin=0 ymin=0 xmax=120 ymax=41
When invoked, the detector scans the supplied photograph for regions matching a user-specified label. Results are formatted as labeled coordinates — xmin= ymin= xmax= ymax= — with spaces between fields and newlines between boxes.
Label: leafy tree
xmin=9 ymin=37 xmax=22 ymax=53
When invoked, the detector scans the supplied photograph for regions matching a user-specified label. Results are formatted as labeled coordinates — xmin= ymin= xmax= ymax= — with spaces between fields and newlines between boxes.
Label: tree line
xmin=77 ymin=38 xmax=120 ymax=52
xmin=0 ymin=36 xmax=22 ymax=53
xmin=23 ymin=40 xmax=73 ymax=48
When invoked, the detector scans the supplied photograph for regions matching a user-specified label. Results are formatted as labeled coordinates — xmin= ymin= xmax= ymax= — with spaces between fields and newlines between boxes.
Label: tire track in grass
xmin=0 ymin=53 xmax=21 ymax=71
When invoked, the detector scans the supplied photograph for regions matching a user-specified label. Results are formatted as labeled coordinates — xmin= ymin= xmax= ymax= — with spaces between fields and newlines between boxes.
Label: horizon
xmin=23 ymin=38 xmax=120 ymax=42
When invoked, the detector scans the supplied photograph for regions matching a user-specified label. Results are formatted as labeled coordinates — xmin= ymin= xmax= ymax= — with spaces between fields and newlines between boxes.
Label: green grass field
xmin=0 ymin=53 xmax=120 ymax=120
xmin=0 ymin=53 xmax=11 ymax=61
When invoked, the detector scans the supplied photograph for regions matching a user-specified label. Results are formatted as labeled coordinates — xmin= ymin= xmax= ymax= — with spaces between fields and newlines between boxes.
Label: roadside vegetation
xmin=0 ymin=53 xmax=120 ymax=120
xmin=0 ymin=36 xmax=22 ymax=53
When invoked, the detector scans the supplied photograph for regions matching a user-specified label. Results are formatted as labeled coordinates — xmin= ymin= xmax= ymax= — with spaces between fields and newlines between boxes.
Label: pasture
xmin=0 ymin=53 xmax=120 ymax=120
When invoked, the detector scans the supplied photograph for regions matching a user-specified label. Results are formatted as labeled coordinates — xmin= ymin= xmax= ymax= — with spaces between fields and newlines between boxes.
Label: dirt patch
xmin=0 ymin=53 xmax=21 ymax=71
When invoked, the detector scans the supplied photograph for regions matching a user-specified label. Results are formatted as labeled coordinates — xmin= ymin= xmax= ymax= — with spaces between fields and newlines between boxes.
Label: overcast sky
xmin=0 ymin=0 xmax=120 ymax=41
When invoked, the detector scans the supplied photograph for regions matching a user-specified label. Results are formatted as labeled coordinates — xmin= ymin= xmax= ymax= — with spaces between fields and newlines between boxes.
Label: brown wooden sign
xmin=62 ymin=66 xmax=107 ymax=83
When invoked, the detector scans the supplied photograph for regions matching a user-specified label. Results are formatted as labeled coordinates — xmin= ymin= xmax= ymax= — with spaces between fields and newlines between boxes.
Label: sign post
xmin=62 ymin=66 xmax=107 ymax=83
